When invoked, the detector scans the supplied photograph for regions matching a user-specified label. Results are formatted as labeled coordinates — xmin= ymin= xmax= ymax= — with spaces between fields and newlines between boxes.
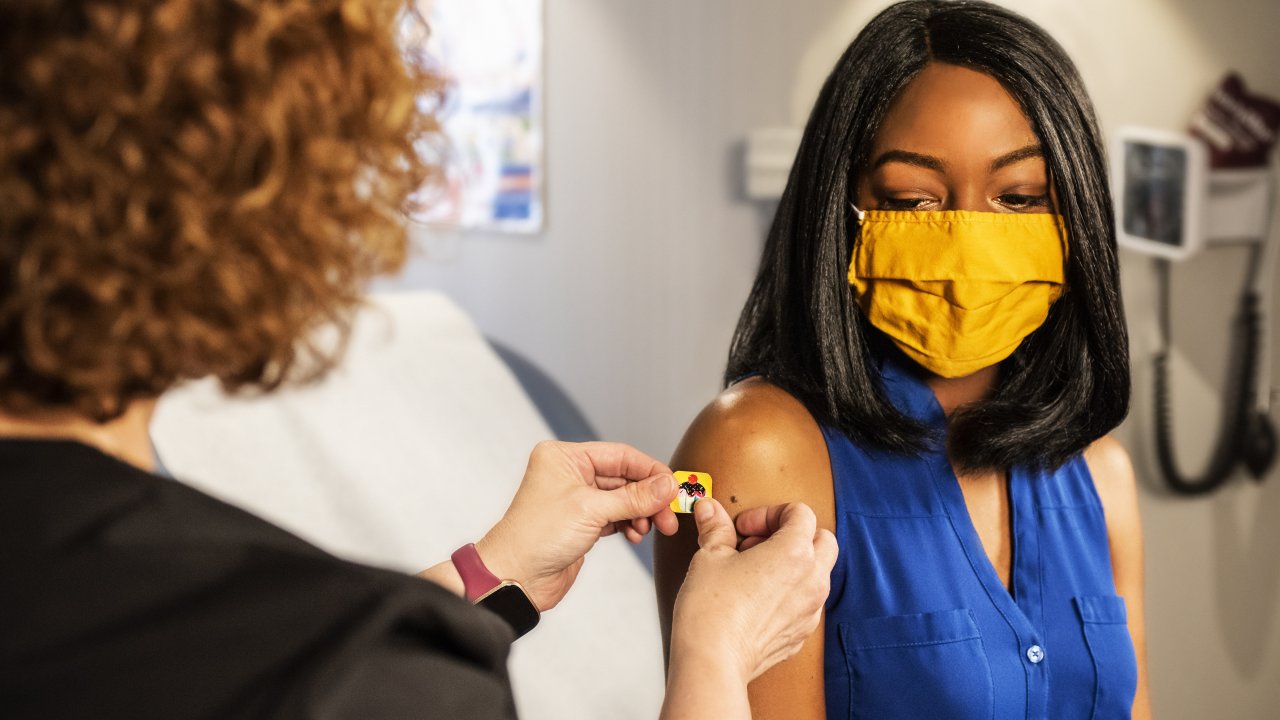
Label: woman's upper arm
xmin=1084 ymin=436 xmax=1152 ymax=720
xmin=653 ymin=378 xmax=835 ymax=720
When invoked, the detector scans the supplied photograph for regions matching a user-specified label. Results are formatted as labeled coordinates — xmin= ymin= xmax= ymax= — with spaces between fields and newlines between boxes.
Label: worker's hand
xmin=476 ymin=441 xmax=679 ymax=611
xmin=668 ymin=500 xmax=836 ymax=684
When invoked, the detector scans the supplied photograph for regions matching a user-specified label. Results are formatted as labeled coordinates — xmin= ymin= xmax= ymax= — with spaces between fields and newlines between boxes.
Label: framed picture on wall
xmin=403 ymin=0 xmax=544 ymax=233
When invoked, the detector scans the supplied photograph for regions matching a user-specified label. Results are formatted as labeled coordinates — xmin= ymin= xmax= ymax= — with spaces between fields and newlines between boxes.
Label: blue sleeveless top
xmin=821 ymin=353 xmax=1138 ymax=719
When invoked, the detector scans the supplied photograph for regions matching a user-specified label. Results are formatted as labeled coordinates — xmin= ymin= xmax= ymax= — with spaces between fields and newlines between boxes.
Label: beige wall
xmin=393 ymin=0 xmax=1280 ymax=715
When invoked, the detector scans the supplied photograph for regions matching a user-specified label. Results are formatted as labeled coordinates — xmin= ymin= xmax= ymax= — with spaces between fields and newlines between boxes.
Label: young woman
xmin=655 ymin=2 xmax=1152 ymax=718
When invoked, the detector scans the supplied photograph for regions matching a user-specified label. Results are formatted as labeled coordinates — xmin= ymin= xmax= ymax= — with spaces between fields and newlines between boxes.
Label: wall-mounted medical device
xmin=1113 ymin=127 xmax=1207 ymax=261
xmin=1113 ymin=75 xmax=1280 ymax=496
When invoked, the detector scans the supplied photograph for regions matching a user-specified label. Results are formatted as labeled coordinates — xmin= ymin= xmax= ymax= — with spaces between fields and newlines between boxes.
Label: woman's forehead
xmin=871 ymin=62 xmax=1039 ymax=169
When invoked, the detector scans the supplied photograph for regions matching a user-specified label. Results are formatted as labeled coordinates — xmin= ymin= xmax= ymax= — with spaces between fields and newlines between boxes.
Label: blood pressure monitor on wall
xmin=1112 ymin=122 xmax=1278 ymax=495
xmin=1113 ymin=127 xmax=1207 ymax=262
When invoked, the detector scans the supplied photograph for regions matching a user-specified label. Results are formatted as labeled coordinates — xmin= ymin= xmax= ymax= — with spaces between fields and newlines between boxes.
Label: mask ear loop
xmin=848 ymin=204 xmax=867 ymax=266
xmin=847 ymin=204 xmax=866 ymax=292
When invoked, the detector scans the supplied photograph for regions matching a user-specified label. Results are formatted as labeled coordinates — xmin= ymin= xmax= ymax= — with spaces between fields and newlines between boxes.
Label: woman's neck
xmin=927 ymin=364 xmax=1000 ymax=416
xmin=0 ymin=400 xmax=158 ymax=472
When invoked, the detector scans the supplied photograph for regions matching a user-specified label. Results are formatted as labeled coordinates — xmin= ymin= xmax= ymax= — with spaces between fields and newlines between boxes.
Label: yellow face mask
xmin=847 ymin=207 xmax=1068 ymax=378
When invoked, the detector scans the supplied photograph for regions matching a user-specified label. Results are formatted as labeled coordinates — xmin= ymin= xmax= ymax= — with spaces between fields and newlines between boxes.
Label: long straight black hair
xmin=727 ymin=0 xmax=1129 ymax=472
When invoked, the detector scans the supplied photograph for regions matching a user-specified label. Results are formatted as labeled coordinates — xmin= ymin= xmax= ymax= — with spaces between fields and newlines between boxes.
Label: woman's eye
xmin=996 ymin=193 xmax=1049 ymax=210
xmin=879 ymin=197 xmax=933 ymax=211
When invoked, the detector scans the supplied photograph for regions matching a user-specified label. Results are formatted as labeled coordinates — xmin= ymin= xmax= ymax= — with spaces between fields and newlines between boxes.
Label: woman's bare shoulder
xmin=1081 ymin=435 xmax=1143 ymax=549
xmin=1082 ymin=435 xmax=1138 ymax=516
xmin=671 ymin=377 xmax=833 ymax=523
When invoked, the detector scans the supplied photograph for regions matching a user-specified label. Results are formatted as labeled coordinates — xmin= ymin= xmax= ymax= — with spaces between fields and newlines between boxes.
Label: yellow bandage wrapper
xmin=671 ymin=471 xmax=712 ymax=513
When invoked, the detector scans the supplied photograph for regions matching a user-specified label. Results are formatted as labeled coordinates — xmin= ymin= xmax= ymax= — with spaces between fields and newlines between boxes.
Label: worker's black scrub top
xmin=0 ymin=439 xmax=518 ymax=719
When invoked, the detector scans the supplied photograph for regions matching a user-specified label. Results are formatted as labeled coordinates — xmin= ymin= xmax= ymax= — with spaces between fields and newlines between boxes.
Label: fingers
xmin=623 ymin=510 xmax=679 ymax=541
xmin=630 ymin=516 xmax=652 ymax=536
xmin=652 ymin=507 xmax=679 ymax=536
xmin=694 ymin=498 xmax=737 ymax=550
xmin=565 ymin=441 xmax=673 ymax=485
xmin=608 ymin=509 xmax=677 ymax=544
xmin=735 ymin=502 xmax=817 ymax=543
xmin=677 ymin=500 xmax=833 ymax=685
xmin=733 ymin=504 xmax=784 ymax=539
xmin=769 ymin=503 xmax=819 ymax=544
xmin=592 ymin=473 xmax=676 ymax=524
xmin=813 ymin=528 xmax=838 ymax=572
xmin=618 ymin=517 xmax=649 ymax=544
xmin=735 ymin=504 xmax=832 ymax=563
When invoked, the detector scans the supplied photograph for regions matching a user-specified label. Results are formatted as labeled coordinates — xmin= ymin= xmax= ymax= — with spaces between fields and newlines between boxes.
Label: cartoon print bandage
xmin=671 ymin=471 xmax=713 ymax=513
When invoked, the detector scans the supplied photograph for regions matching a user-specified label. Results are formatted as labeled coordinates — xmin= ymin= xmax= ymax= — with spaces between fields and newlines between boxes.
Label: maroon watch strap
xmin=450 ymin=543 xmax=502 ymax=602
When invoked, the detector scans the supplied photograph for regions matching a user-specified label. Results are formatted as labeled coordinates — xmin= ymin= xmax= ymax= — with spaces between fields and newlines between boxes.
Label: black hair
xmin=726 ymin=0 xmax=1129 ymax=471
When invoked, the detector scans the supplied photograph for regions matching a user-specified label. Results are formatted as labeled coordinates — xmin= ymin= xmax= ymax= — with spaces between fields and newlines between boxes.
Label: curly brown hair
xmin=0 ymin=0 xmax=436 ymax=420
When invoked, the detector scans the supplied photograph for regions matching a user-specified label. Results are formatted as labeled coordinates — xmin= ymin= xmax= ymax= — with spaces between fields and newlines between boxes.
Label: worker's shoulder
xmin=672 ymin=377 xmax=831 ymax=513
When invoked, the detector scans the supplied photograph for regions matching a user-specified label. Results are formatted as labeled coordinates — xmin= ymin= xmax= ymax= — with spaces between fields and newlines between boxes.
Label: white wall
xmin=389 ymin=0 xmax=850 ymax=459
xmin=388 ymin=0 xmax=1280 ymax=716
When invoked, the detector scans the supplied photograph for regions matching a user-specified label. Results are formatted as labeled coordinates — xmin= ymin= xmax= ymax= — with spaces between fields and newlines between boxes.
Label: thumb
xmin=593 ymin=473 xmax=676 ymax=524
xmin=695 ymin=498 xmax=737 ymax=551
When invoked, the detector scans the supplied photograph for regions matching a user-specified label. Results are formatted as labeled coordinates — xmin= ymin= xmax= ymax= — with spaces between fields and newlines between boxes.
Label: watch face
xmin=477 ymin=582 xmax=540 ymax=638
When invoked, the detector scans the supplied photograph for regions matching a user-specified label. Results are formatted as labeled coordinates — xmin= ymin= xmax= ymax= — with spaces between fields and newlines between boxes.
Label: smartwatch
xmin=450 ymin=543 xmax=540 ymax=638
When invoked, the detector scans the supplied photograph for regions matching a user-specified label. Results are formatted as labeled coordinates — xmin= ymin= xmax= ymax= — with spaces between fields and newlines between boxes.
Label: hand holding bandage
xmin=473 ymin=441 xmax=678 ymax=612
xmin=666 ymin=500 xmax=837 ymax=693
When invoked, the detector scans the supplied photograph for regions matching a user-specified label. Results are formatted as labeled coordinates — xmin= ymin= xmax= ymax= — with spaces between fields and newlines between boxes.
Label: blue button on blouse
xmin=821 ymin=353 xmax=1138 ymax=719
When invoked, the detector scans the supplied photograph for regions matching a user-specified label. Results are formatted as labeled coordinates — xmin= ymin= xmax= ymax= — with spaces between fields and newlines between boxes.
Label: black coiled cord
xmin=1153 ymin=257 xmax=1277 ymax=495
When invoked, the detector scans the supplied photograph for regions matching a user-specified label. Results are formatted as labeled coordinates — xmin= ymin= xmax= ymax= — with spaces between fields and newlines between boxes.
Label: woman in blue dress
xmin=655 ymin=2 xmax=1151 ymax=718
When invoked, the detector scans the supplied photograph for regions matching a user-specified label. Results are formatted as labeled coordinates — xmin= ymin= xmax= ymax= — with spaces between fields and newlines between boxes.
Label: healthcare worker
xmin=0 ymin=1 xmax=836 ymax=717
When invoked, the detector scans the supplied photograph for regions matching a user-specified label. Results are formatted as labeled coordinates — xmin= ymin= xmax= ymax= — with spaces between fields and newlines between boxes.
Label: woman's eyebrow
xmin=872 ymin=149 xmax=946 ymax=172
xmin=990 ymin=144 xmax=1043 ymax=171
